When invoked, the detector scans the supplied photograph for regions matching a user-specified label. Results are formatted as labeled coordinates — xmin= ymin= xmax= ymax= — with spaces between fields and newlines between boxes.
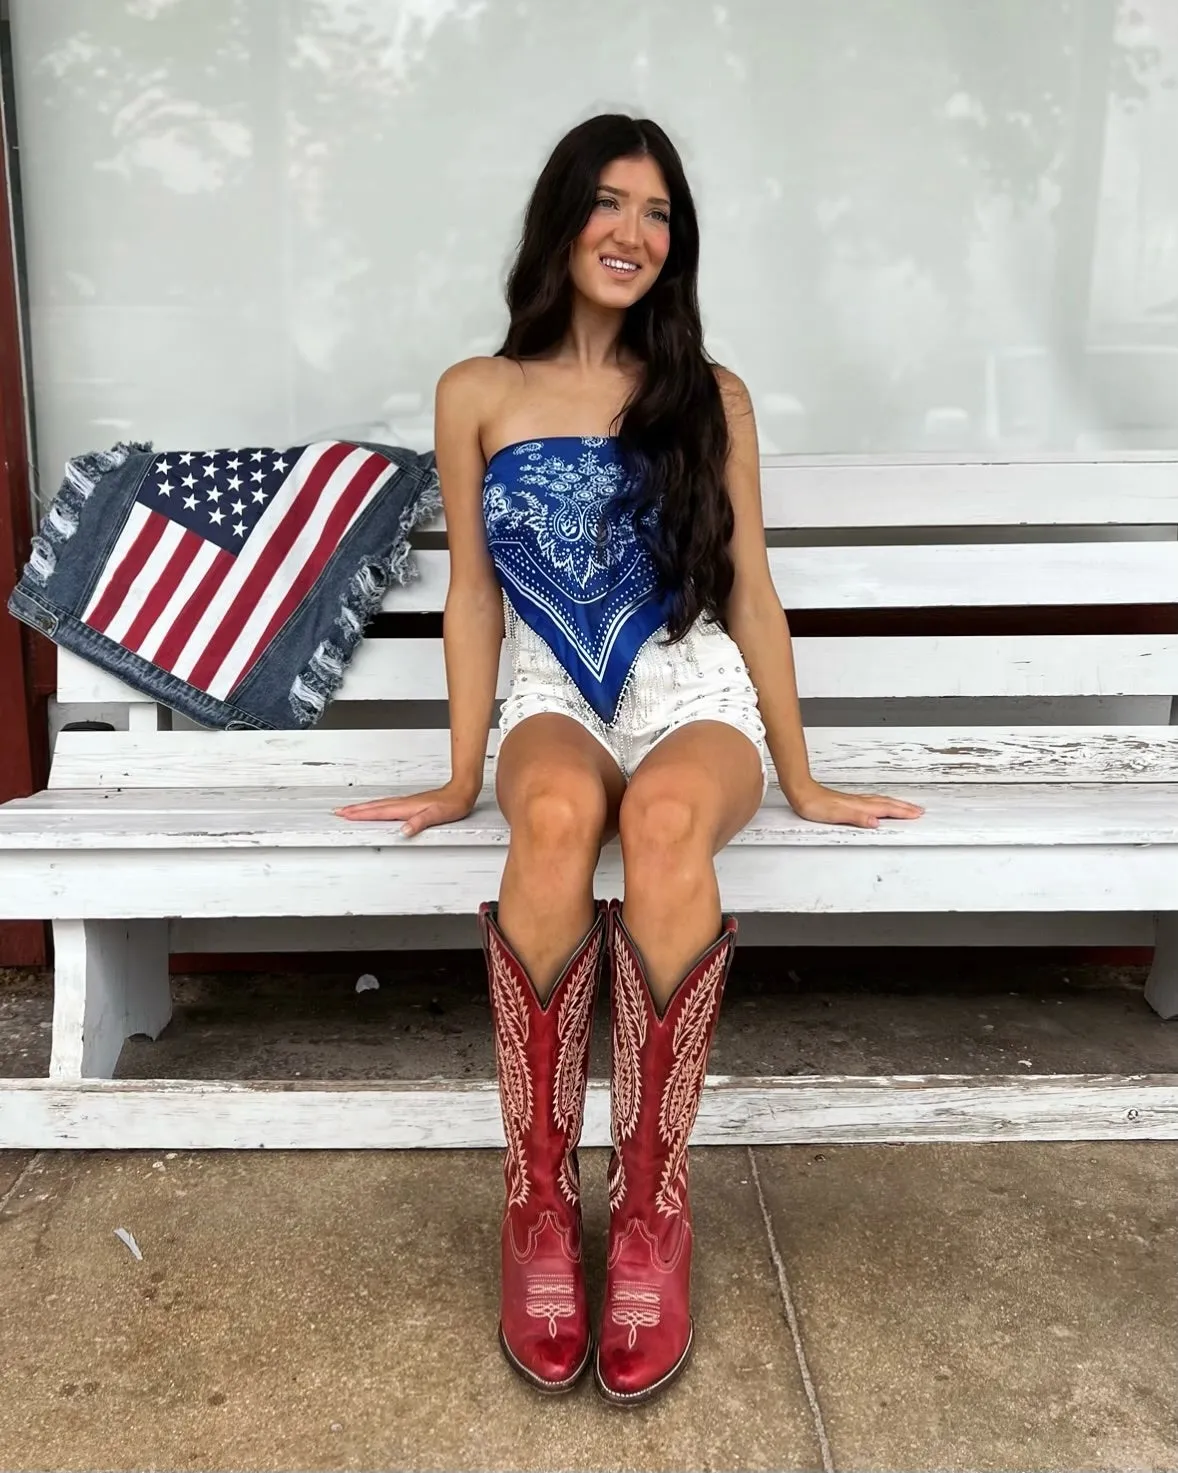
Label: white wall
xmin=10 ymin=0 xmax=1178 ymax=507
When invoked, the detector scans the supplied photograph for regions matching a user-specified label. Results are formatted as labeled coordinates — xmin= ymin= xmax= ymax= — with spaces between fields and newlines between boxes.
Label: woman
xmin=339 ymin=114 xmax=923 ymax=1405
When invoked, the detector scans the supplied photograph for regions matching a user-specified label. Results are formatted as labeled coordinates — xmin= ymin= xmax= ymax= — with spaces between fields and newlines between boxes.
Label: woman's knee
xmin=618 ymin=779 xmax=709 ymax=864
xmin=506 ymin=765 xmax=610 ymax=859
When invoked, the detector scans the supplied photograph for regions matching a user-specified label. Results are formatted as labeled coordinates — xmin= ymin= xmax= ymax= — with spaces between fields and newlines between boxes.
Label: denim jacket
xmin=6 ymin=440 xmax=439 ymax=730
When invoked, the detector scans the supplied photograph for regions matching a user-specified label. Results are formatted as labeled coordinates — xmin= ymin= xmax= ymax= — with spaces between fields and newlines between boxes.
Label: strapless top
xmin=482 ymin=436 xmax=674 ymax=723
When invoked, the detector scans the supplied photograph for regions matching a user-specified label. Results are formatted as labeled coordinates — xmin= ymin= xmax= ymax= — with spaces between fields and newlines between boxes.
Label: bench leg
xmin=1144 ymin=914 xmax=1178 ymax=1021
xmin=50 ymin=920 xmax=172 ymax=1079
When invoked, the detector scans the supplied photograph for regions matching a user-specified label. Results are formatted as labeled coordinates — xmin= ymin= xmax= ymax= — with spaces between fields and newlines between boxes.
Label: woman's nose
xmin=612 ymin=211 xmax=642 ymax=248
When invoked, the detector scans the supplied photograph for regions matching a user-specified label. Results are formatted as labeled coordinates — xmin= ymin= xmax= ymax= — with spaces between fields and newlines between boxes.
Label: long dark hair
xmin=497 ymin=114 xmax=733 ymax=641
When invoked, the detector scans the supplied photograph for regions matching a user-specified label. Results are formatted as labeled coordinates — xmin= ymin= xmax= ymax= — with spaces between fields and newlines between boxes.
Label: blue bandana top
xmin=482 ymin=436 xmax=675 ymax=724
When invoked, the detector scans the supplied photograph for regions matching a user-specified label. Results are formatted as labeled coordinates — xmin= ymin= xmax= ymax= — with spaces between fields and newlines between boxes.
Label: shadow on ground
xmin=1 ymin=949 xmax=1169 ymax=1082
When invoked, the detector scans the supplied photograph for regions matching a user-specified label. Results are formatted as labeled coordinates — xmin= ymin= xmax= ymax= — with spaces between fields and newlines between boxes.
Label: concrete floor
xmin=0 ymin=1143 xmax=1174 ymax=1471
xmin=1 ymin=955 xmax=1176 ymax=1470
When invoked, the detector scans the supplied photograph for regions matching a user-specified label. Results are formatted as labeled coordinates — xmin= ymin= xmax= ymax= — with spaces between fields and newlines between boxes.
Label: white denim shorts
xmin=498 ymin=596 xmax=769 ymax=792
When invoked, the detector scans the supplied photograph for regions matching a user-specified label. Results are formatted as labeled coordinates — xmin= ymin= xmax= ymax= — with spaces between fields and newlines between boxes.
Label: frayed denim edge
xmin=25 ymin=441 xmax=154 ymax=584
xmin=288 ymin=462 xmax=443 ymax=726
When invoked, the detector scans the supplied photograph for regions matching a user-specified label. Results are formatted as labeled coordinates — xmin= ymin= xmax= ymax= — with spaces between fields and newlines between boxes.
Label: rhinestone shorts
xmin=498 ymin=596 xmax=769 ymax=792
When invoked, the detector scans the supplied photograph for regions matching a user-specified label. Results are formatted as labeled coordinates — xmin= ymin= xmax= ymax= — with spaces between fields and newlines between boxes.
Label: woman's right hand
xmin=334 ymin=780 xmax=478 ymax=837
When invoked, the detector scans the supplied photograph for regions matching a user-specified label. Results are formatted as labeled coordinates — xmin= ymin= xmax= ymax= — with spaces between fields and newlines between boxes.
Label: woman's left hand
xmin=785 ymin=779 xmax=925 ymax=828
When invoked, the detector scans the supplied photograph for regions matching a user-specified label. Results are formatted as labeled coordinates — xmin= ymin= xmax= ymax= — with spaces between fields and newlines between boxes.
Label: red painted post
xmin=0 ymin=84 xmax=48 ymax=966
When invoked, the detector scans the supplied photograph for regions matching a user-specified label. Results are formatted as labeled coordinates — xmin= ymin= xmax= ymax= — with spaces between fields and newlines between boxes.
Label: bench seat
xmin=3 ymin=778 xmax=1178 ymax=854
xmin=3 ymin=782 xmax=1178 ymax=994
xmin=3 ymin=455 xmax=1177 ymax=1146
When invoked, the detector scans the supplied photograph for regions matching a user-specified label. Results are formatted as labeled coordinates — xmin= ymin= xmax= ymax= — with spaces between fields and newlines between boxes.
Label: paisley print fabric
xmin=482 ymin=436 xmax=675 ymax=724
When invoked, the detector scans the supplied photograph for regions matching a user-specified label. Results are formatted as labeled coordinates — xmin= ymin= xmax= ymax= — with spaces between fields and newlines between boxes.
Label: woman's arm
xmin=717 ymin=370 xmax=923 ymax=829
xmin=336 ymin=359 xmax=504 ymax=832
xmin=436 ymin=359 xmax=506 ymax=803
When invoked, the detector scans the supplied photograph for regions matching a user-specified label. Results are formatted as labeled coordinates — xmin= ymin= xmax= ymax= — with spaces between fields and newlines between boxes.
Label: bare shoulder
xmin=435 ymin=358 xmax=517 ymax=461
xmin=713 ymin=363 xmax=751 ymax=407
xmin=437 ymin=355 xmax=515 ymax=407
xmin=712 ymin=364 xmax=756 ymax=437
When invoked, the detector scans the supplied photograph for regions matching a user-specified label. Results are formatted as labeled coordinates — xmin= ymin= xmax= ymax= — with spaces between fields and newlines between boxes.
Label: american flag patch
xmin=81 ymin=441 xmax=399 ymax=699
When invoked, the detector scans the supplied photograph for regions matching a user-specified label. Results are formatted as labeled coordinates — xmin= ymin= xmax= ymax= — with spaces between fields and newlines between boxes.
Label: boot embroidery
xmin=486 ymin=925 xmax=534 ymax=1210
xmin=656 ymin=953 xmax=727 ymax=1218
xmin=609 ymin=921 xmax=649 ymax=1214
xmin=610 ymin=1282 xmax=661 ymax=1349
xmin=606 ymin=1213 xmax=691 ymax=1275
xmin=607 ymin=1151 xmax=626 ymax=1214
xmin=526 ymin=1275 xmax=578 ymax=1338
xmin=553 ymin=929 xmax=603 ymax=1205
xmin=506 ymin=1207 xmax=580 ymax=1266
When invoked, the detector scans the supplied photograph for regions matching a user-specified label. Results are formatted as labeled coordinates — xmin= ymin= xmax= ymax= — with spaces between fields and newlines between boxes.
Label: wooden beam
xmin=0 ymin=1074 xmax=1173 ymax=1149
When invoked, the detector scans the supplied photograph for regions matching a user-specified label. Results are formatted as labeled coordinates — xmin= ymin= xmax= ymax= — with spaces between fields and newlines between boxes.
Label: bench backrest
xmin=50 ymin=457 xmax=1178 ymax=791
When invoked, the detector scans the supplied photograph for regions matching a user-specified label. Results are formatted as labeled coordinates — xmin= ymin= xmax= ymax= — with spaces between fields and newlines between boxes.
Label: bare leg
xmin=495 ymin=713 xmax=626 ymax=999
xmin=617 ymin=721 xmax=763 ymax=1008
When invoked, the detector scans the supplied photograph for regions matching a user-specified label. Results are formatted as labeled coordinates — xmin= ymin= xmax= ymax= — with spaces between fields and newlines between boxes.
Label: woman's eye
xmin=595 ymin=196 xmax=618 ymax=210
xmin=649 ymin=209 xmax=670 ymax=225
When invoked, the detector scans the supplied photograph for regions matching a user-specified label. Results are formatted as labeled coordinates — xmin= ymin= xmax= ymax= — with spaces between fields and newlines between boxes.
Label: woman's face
xmin=568 ymin=153 xmax=672 ymax=310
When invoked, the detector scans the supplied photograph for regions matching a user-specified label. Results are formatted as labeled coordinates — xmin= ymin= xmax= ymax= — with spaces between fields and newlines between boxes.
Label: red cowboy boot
xmin=594 ymin=898 xmax=737 ymax=1405
xmin=480 ymin=899 xmax=607 ymax=1393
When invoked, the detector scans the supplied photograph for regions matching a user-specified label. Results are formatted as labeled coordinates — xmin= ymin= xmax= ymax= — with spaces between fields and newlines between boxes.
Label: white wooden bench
xmin=2 ymin=456 xmax=1177 ymax=1147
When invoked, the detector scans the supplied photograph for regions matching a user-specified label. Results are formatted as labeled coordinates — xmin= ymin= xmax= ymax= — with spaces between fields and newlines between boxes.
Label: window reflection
xmin=9 ymin=0 xmax=1178 ymax=490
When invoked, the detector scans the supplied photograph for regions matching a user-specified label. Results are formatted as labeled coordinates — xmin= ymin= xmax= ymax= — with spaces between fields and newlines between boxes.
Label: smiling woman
xmin=494 ymin=117 xmax=736 ymax=646
xmin=336 ymin=111 xmax=920 ymax=1407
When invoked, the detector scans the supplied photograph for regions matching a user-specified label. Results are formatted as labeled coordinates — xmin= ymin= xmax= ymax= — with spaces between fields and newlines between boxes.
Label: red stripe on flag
xmin=121 ymin=528 xmax=204 ymax=653
xmin=224 ymin=452 xmax=390 ymax=694
xmin=85 ymin=510 xmax=169 ymax=634
xmin=186 ymin=442 xmax=357 ymax=691
xmin=152 ymin=546 xmax=236 ymax=673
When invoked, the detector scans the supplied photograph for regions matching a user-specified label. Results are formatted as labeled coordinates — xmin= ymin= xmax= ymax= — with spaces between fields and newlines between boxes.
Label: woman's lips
xmin=600 ymin=255 xmax=640 ymax=279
